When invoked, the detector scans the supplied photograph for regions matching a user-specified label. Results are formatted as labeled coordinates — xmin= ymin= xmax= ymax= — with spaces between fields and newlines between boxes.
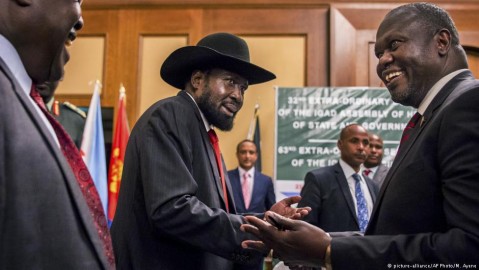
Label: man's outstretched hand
xmin=269 ymin=196 xmax=311 ymax=220
xmin=241 ymin=211 xmax=331 ymax=268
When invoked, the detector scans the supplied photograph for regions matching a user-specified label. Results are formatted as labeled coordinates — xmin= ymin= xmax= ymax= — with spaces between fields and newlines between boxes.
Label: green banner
xmin=275 ymin=87 xmax=415 ymax=199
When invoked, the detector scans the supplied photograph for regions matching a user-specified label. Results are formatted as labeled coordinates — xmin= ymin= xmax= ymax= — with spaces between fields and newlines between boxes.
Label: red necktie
xmin=207 ymin=129 xmax=230 ymax=213
xmin=242 ymin=173 xmax=251 ymax=209
xmin=363 ymin=169 xmax=372 ymax=177
xmin=399 ymin=112 xmax=421 ymax=150
xmin=30 ymin=85 xmax=115 ymax=267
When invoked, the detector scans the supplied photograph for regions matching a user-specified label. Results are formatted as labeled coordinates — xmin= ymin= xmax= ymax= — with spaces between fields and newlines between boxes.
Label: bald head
xmin=375 ymin=2 xmax=467 ymax=108
xmin=338 ymin=124 xmax=369 ymax=172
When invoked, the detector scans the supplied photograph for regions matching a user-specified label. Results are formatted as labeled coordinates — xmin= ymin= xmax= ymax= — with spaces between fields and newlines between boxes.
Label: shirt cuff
xmin=324 ymin=244 xmax=332 ymax=270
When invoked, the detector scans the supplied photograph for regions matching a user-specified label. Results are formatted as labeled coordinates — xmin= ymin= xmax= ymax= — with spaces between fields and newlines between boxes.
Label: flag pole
xmin=247 ymin=103 xmax=260 ymax=140
xmin=119 ymin=83 xmax=126 ymax=97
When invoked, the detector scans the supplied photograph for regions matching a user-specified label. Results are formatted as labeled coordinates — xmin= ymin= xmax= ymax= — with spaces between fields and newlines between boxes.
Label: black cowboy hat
xmin=160 ymin=32 xmax=276 ymax=89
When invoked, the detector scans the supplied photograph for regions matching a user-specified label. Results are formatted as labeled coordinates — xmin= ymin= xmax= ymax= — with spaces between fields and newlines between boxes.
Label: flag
xmin=107 ymin=85 xmax=130 ymax=226
xmin=247 ymin=104 xmax=262 ymax=172
xmin=81 ymin=80 xmax=108 ymax=216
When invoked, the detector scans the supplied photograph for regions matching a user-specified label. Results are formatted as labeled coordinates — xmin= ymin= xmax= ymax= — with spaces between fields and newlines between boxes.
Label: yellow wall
xmin=57 ymin=37 xmax=105 ymax=94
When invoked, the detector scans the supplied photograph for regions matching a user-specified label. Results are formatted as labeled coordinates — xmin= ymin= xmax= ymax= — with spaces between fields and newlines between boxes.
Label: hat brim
xmin=160 ymin=46 xmax=276 ymax=89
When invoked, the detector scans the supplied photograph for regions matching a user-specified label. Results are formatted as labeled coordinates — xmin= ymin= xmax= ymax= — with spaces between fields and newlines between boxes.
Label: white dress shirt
xmin=0 ymin=34 xmax=59 ymax=147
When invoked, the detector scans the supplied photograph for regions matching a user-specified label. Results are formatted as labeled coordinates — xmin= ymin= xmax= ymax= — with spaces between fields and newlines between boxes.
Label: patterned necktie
xmin=352 ymin=173 xmax=369 ymax=232
xmin=207 ymin=129 xmax=230 ymax=213
xmin=242 ymin=173 xmax=251 ymax=209
xmin=30 ymin=86 xmax=115 ymax=267
xmin=399 ymin=112 xmax=421 ymax=150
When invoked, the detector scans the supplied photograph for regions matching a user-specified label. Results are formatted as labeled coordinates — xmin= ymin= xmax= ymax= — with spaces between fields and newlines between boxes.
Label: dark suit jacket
xmin=0 ymin=59 xmax=109 ymax=269
xmin=111 ymin=91 xmax=262 ymax=270
xmin=298 ymin=163 xmax=379 ymax=232
xmin=228 ymin=168 xmax=276 ymax=214
xmin=332 ymin=71 xmax=479 ymax=268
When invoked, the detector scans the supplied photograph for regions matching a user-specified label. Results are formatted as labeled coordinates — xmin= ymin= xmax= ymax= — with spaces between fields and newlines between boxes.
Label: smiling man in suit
xmin=240 ymin=3 xmax=479 ymax=269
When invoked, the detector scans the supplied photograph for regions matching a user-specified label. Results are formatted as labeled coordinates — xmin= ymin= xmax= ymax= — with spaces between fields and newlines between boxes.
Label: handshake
xmin=241 ymin=196 xmax=332 ymax=269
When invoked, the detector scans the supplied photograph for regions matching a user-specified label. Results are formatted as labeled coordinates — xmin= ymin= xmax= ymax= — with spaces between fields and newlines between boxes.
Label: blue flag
xmin=81 ymin=81 xmax=108 ymax=216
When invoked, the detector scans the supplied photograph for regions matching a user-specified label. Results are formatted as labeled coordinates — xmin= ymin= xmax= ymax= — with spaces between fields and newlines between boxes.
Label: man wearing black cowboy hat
xmin=111 ymin=32 xmax=310 ymax=270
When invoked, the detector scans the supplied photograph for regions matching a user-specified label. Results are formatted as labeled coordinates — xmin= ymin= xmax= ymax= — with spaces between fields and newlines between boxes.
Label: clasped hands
xmin=241 ymin=196 xmax=332 ymax=268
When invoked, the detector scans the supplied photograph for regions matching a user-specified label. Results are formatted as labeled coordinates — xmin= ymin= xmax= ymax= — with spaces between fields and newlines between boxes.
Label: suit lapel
xmin=334 ymin=164 xmax=359 ymax=226
xmin=232 ymin=169 xmax=246 ymax=209
xmin=0 ymin=59 xmax=109 ymax=268
xmin=365 ymin=179 xmax=377 ymax=203
xmin=249 ymin=171 xmax=263 ymax=210
xmin=178 ymin=91 xmax=234 ymax=212
xmin=223 ymin=160 xmax=236 ymax=212
xmin=251 ymin=172 xmax=260 ymax=202
xmin=372 ymin=165 xmax=385 ymax=184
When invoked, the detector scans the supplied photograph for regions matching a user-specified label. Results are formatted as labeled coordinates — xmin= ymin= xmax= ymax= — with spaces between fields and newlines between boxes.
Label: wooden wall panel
xmin=59 ymin=2 xmax=479 ymax=174
xmin=202 ymin=8 xmax=328 ymax=86
xmin=118 ymin=9 xmax=203 ymax=121
xmin=83 ymin=0 xmax=479 ymax=9
xmin=330 ymin=4 xmax=395 ymax=87
xmin=330 ymin=3 xmax=479 ymax=87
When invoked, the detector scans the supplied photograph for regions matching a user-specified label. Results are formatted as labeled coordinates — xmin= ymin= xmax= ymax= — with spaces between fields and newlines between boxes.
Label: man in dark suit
xmin=0 ymin=0 xmax=113 ymax=269
xmin=111 ymin=32 xmax=309 ymax=270
xmin=228 ymin=139 xmax=276 ymax=270
xmin=37 ymin=80 xmax=86 ymax=149
xmin=240 ymin=3 xmax=479 ymax=269
xmin=228 ymin=139 xmax=276 ymax=215
xmin=362 ymin=133 xmax=389 ymax=188
xmin=298 ymin=124 xmax=378 ymax=233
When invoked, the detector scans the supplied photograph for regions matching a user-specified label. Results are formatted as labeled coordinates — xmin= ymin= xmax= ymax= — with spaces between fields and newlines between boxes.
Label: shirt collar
xmin=417 ymin=69 xmax=467 ymax=115
xmin=339 ymin=159 xmax=359 ymax=179
xmin=239 ymin=167 xmax=255 ymax=178
xmin=361 ymin=164 xmax=378 ymax=173
xmin=0 ymin=34 xmax=32 ymax=96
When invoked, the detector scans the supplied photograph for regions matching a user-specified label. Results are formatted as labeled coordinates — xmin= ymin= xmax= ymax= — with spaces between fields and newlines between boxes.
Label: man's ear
xmin=436 ymin=28 xmax=451 ymax=56
xmin=190 ymin=70 xmax=204 ymax=90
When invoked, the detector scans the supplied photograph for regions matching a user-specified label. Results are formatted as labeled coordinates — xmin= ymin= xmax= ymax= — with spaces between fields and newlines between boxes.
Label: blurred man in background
xmin=362 ymin=133 xmax=389 ymax=188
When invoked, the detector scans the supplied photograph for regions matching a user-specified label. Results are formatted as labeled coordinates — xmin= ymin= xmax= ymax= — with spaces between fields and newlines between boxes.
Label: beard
xmin=389 ymin=85 xmax=426 ymax=108
xmin=197 ymin=86 xmax=238 ymax=131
